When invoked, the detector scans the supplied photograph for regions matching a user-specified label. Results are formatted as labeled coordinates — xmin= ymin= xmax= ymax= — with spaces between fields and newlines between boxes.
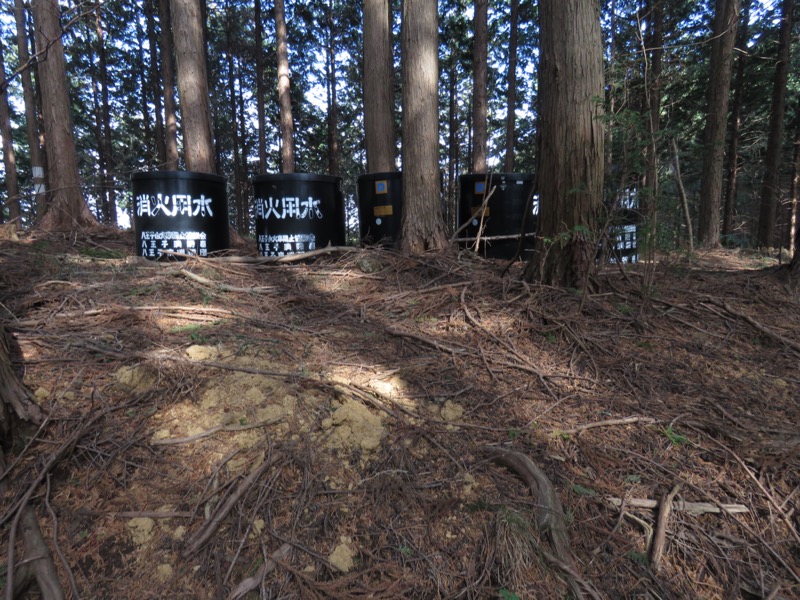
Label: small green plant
xmin=627 ymin=551 xmax=649 ymax=566
xmin=398 ymin=545 xmax=413 ymax=557
xmin=507 ymin=429 xmax=520 ymax=441
xmin=571 ymin=484 xmax=597 ymax=497
xmin=616 ymin=302 xmax=633 ymax=315
xmin=661 ymin=426 xmax=689 ymax=447
xmin=625 ymin=474 xmax=641 ymax=484
xmin=499 ymin=589 xmax=521 ymax=600
xmin=80 ymin=246 xmax=123 ymax=259
xmin=239 ymin=418 xmax=248 ymax=426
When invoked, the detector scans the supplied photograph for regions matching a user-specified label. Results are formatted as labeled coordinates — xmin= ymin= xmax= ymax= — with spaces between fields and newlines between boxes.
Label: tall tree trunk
xmin=523 ymin=0 xmax=605 ymax=288
xmin=789 ymin=117 xmax=799 ymax=259
xmin=447 ymin=54 xmax=459 ymax=232
xmin=503 ymin=0 xmax=519 ymax=173
xmin=326 ymin=0 xmax=339 ymax=176
xmin=471 ymin=0 xmax=488 ymax=173
xmin=363 ymin=0 xmax=396 ymax=173
xmin=88 ymin=42 xmax=107 ymax=222
xmin=0 ymin=40 xmax=21 ymax=226
xmin=145 ymin=0 xmax=166 ymax=165
xmin=171 ymin=0 xmax=216 ymax=173
xmin=159 ymin=0 xmax=179 ymax=170
xmin=95 ymin=11 xmax=117 ymax=225
xmin=722 ymin=0 xmax=751 ymax=239
xmin=254 ymin=0 xmax=266 ymax=172
xmin=641 ymin=0 xmax=663 ymax=225
xmin=400 ymin=0 xmax=447 ymax=253
xmin=697 ymin=0 xmax=740 ymax=247
xmin=14 ymin=0 xmax=46 ymax=221
xmin=226 ymin=0 xmax=242 ymax=230
xmin=274 ymin=0 xmax=295 ymax=173
xmin=135 ymin=12 xmax=153 ymax=161
xmin=236 ymin=57 xmax=249 ymax=234
xmin=755 ymin=0 xmax=792 ymax=248
xmin=32 ymin=0 xmax=98 ymax=230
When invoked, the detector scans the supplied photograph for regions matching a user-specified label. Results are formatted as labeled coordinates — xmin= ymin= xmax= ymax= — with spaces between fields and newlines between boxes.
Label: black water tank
xmin=131 ymin=170 xmax=230 ymax=259
xmin=357 ymin=172 xmax=402 ymax=246
xmin=458 ymin=173 xmax=537 ymax=259
xmin=253 ymin=173 xmax=345 ymax=256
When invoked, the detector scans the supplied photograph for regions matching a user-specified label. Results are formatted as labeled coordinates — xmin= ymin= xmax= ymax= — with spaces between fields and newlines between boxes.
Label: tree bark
xmin=523 ymin=0 xmax=605 ymax=288
xmin=226 ymin=0 xmax=242 ymax=231
xmin=145 ymin=0 xmax=166 ymax=165
xmin=400 ymin=0 xmax=448 ymax=253
xmin=363 ymin=0 xmax=396 ymax=173
xmin=254 ymin=0 xmax=266 ymax=172
xmin=503 ymin=0 xmax=519 ymax=173
xmin=32 ymin=0 xmax=98 ymax=231
xmin=641 ymin=0 xmax=663 ymax=227
xmin=697 ymin=0 xmax=740 ymax=247
xmin=722 ymin=0 xmax=751 ymax=240
xmin=14 ymin=0 xmax=46 ymax=221
xmin=171 ymin=0 xmax=216 ymax=173
xmin=326 ymin=0 xmax=339 ymax=176
xmin=94 ymin=11 xmax=117 ymax=225
xmin=274 ymin=0 xmax=295 ymax=173
xmin=471 ymin=0 xmax=488 ymax=173
xmin=159 ymin=0 xmax=179 ymax=170
xmin=755 ymin=0 xmax=792 ymax=248
xmin=0 ymin=39 xmax=22 ymax=226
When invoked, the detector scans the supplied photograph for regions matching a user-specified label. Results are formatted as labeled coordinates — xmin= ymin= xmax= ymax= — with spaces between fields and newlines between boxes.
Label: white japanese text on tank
xmin=140 ymin=231 xmax=208 ymax=258
xmin=136 ymin=193 xmax=214 ymax=217
xmin=258 ymin=233 xmax=316 ymax=256
xmin=255 ymin=196 xmax=323 ymax=220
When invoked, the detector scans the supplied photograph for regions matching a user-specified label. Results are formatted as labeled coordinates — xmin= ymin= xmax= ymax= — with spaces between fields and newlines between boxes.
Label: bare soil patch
xmin=1 ymin=231 xmax=799 ymax=599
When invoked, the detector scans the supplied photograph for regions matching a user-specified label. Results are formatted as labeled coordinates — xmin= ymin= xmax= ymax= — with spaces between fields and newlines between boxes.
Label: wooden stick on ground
xmin=650 ymin=482 xmax=683 ymax=573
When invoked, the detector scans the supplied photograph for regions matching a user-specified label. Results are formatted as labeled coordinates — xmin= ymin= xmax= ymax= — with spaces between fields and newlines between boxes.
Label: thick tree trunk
xmin=447 ymin=56 xmax=459 ymax=232
xmin=0 ymin=40 xmax=21 ymax=225
xmin=503 ymin=0 xmax=519 ymax=173
xmin=400 ymin=0 xmax=448 ymax=253
xmin=171 ymin=0 xmax=216 ymax=173
xmin=697 ymin=0 xmax=740 ymax=247
xmin=471 ymin=0 xmax=488 ymax=173
xmin=755 ymin=0 xmax=792 ymax=248
xmin=363 ymin=0 xmax=396 ymax=173
xmin=32 ymin=0 xmax=98 ymax=231
xmin=255 ymin=0 xmax=266 ymax=172
xmin=274 ymin=0 xmax=295 ymax=173
xmin=722 ymin=0 xmax=751 ymax=240
xmin=523 ymin=0 xmax=605 ymax=288
xmin=226 ymin=0 xmax=242 ymax=231
xmin=159 ymin=0 xmax=179 ymax=170
xmin=14 ymin=0 xmax=46 ymax=220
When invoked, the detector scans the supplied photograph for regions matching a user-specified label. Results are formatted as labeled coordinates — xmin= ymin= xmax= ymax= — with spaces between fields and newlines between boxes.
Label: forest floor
xmin=0 ymin=228 xmax=799 ymax=600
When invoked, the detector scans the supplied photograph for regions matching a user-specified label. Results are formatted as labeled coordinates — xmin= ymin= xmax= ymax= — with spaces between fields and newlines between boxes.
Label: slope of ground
xmin=1 ymin=230 xmax=798 ymax=599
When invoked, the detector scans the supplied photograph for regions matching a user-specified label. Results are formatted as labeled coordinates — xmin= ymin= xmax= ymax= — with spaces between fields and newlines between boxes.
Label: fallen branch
xmin=604 ymin=496 xmax=749 ymax=515
xmin=487 ymin=447 xmax=601 ymax=600
xmin=705 ymin=299 xmax=800 ymax=355
xmin=556 ymin=416 xmax=657 ymax=436
xmin=226 ymin=543 xmax=292 ymax=600
xmin=150 ymin=417 xmax=281 ymax=446
xmin=183 ymin=452 xmax=284 ymax=557
xmin=172 ymin=268 xmax=276 ymax=293
xmin=650 ymin=483 xmax=682 ymax=573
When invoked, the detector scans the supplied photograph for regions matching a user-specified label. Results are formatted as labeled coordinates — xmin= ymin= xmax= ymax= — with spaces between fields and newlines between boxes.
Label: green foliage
xmin=661 ymin=426 xmax=690 ymax=447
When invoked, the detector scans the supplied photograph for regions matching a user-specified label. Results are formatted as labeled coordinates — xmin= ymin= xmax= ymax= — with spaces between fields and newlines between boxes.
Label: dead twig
xmin=603 ymin=496 xmax=749 ymax=515
xmin=183 ymin=452 xmax=285 ymax=557
xmin=650 ymin=482 xmax=683 ymax=573
xmin=226 ymin=543 xmax=292 ymax=600
xmin=555 ymin=416 xmax=657 ymax=436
